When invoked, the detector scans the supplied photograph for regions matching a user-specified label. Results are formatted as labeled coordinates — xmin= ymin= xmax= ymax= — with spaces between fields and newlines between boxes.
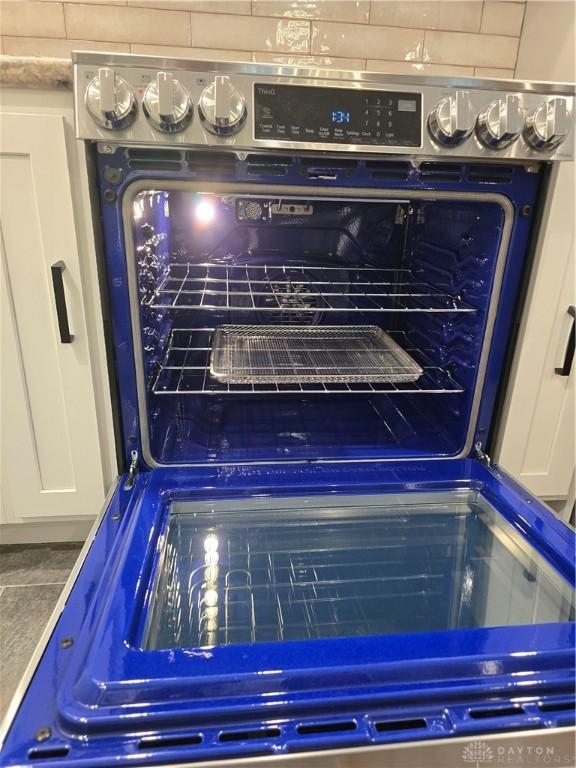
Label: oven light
xmin=204 ymin=589 xmax=219 ymax=607
xmin=195 ymin=199 xmax=216 ymax=225
xmin=205 ymin=550 xmax=219 ymax=566
xmin=204 ymin=565 xmax=219 ymax=582
xmin=204 ymin=533 xmax=219 ymax=552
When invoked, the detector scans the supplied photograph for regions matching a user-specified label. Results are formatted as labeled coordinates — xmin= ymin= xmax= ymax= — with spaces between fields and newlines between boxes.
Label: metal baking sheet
xmin=210 ymin=325 xmax=423 ymax=384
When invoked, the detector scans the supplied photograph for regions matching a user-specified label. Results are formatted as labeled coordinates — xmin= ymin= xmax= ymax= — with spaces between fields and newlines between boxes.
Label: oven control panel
xmin=254 ymin=84 xmax=422 ymax=147
xmin=73 ymin=53 xmax=575 ymax=161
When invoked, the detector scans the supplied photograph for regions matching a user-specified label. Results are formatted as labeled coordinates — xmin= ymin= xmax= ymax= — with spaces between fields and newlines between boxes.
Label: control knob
xmin=85 ymin=67 xmax=137 ymax=130
xmin=143 ymin=72 xmax=193 ymax=133
xmin=476 ymin=94 xmax=522 ymax=149
xmin=427 ymin=91 xmax=474 ymax=146
xmin=198 ymin=75 xmax=247 ymax=136
xmin=524 ymin=98 xmax=571 ymax=151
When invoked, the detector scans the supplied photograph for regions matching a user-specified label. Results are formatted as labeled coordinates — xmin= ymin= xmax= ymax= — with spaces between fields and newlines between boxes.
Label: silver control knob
xmin=85 ymin=67 xmax=136 ymax=130
xmin=524 ymin=98 xmax=571 ymax=151
xmin=198 ymin=75 xmax=247 ymax=136
xmin=427 ymin=91 xmax=474 ymax=146
xmin=476 ymin=94 xmax=522 ymax=149
xmin=143 ymin=72 xmax=193 ymax=133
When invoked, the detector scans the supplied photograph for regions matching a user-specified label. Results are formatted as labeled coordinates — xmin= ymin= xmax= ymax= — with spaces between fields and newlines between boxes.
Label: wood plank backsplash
xmin=0 ymin=0 xmax=527 ymax=79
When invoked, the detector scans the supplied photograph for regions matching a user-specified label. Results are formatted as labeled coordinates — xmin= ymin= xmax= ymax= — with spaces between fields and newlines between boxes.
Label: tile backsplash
xmin=0 ymin=0 xmax=527 ymax=79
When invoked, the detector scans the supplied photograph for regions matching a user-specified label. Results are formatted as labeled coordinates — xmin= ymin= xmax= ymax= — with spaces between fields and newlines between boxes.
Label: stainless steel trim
xmin=0 ymin=478 xmax=121 ymax=750
xmin=121 ymin=181 xmax=513 ymax=470
xmin=72 ymin=52 xmax=576 ymax=96
xmin=148 ymin=726 xmax=576 ymax=768
xmin=74 ymin=55 xmax=574 ymax=159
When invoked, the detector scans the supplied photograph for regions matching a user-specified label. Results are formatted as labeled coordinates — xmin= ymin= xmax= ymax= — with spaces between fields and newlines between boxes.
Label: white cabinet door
xmin=0 ymin=113 xmax=105 ymax=521
xmin=495 ymin=164 xmax=575 ymax=516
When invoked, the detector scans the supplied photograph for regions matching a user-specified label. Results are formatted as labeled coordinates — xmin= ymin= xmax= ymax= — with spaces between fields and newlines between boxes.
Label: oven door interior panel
xmin=1 ymin=460 xmax=573 ymax=767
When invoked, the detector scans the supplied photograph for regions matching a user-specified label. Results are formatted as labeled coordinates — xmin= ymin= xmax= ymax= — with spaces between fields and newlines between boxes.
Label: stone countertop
xmin=0 ymin=56 xmax=72 ymax=90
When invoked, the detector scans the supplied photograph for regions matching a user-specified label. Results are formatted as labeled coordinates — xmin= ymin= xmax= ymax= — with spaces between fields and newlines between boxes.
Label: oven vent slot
xmin=366 ymin=160 xmax=411 ymax=180
xmin=467 ymin=164 xmax=514 ymax=183
xmin=300 ymin=157 xmax=359 ymax=179
xmin=218 ymin=726 xmax=281 ymax=743
xmin=245 ymin=154 xmax=294 ymax=176
xmin=419 ymin=162 xmax=463 ymax=181
xmin=28 ymin=746 xmax=70 ymax=761
xmin=296 ymin=720 xmax=357 ymax=735
xmin=247 ymin=166 xmax=287 ymax=176
xmin=538 ymin=699 xmax=576 ymax=713
xmin=468 ymin=704 xmax=524 ymax=719
xmin=300 ymin=157 xmax=358 ymax=169
xmin=245 ymin=154 xmax=295 ymax=177
xmin=374 ymin=717 xmax=427 ymax=733
xmin=186 ymin=150 xmax=236 ymax=175
xmin=126 ymin=148 xmax=183 ymax=171
xmin=139 ymin=734 xmax=203 ymax=750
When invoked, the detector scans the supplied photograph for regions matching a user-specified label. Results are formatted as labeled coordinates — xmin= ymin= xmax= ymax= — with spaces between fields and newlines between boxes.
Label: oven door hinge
xmin=474 ymin=441 xmax=491 ymax=466
xmin=124 ymin=450 xmax=139 ymax=490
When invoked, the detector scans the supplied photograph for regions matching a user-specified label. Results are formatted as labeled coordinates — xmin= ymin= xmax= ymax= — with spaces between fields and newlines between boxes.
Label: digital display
xmin=331 ymin=110 xmax=351 ymax=124
xmin=254 ymin=84 xmax=422 ymax=147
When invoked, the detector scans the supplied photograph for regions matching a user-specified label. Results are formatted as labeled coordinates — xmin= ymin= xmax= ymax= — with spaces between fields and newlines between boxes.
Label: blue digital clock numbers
xmin=331 ymin=110 xmax=351 ymax=124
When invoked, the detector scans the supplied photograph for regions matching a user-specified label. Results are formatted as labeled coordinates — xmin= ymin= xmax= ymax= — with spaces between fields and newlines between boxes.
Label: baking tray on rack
xmin=210 ymin=325 xmax=423 ymax=385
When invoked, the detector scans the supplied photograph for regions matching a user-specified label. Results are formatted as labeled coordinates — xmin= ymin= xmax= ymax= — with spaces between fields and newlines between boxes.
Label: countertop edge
xmin=0 ymin=56 xmax=73 ymax=90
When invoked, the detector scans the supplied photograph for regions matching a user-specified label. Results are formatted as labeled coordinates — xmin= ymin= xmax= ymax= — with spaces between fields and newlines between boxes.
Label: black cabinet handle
xmin=555 ymin=305 xmax=575 ymax=376
xmin=51 ymin=261 xmax=73 ymax=344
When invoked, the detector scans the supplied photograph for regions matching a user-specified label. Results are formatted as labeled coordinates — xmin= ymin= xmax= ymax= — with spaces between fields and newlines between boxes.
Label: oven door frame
xmin=95 ymin=148 xmax=542 ymax=472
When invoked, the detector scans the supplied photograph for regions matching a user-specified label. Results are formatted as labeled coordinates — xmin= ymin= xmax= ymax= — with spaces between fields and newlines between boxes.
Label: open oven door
xmin=0 ymin=457 xmax=574 ymax=768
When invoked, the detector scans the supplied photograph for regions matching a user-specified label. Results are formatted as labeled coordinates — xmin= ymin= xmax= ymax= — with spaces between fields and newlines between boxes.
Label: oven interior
xmin=130 ymin=189 xmax=505 ymax=465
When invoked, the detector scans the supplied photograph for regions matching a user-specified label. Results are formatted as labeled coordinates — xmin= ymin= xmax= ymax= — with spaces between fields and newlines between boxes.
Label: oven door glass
xmin=143 ymin=490 xmax=574 ymax=650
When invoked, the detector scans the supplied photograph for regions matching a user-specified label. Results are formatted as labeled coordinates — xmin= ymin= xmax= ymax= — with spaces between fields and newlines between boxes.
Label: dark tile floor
xmin=0 ymin=543 xmax=83 ymax=720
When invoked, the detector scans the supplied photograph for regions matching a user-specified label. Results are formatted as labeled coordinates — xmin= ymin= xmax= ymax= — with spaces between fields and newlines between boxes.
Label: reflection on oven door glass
xmin=143 ymin=491 xmax=574 ymax=650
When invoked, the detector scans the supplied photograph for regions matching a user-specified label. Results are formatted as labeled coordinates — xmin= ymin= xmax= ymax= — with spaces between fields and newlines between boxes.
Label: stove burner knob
xmin=524 ymin=98 xmax=571 ymax=151
xmin=143 ymin=72 xmax=193 ymax=133
xmin=476 ymin=94 xmax=522 ymax=149
xmin=427 ymin=91 xmax=474 ymax=146
xmin=198 ymin=75 xmax=247 ymax=136
xmin=85 ymin=67 xmax=137 ymax=131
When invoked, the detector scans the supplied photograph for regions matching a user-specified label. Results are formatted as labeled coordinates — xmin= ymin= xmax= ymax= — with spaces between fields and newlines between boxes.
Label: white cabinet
xmin=0 ymin=112 xmax=105 ymax=522
xmin=498 ymin=0 xmax=576 ymax=522
xmin=495 ymin=164 xmax=575 ymax=520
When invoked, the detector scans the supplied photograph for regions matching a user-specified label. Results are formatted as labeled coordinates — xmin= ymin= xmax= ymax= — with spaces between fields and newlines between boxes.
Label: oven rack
xmin=145 ymin=263 xmax=476 ymax=313
xmin=151 ymin=328 xmax=464 ymax=395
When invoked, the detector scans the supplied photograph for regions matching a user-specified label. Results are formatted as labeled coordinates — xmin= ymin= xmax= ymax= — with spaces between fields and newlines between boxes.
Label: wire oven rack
xmin=145 ymin=264 xmax=475 ymax=313
xmin=152 ymin=328 xmax=464 ymax=395
xmin=209 ymin=325 xmax=423 ymax=384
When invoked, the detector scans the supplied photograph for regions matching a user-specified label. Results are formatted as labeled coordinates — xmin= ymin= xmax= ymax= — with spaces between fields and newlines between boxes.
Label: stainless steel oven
xmin=0 ymin=54 xmax=574 ymax=768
